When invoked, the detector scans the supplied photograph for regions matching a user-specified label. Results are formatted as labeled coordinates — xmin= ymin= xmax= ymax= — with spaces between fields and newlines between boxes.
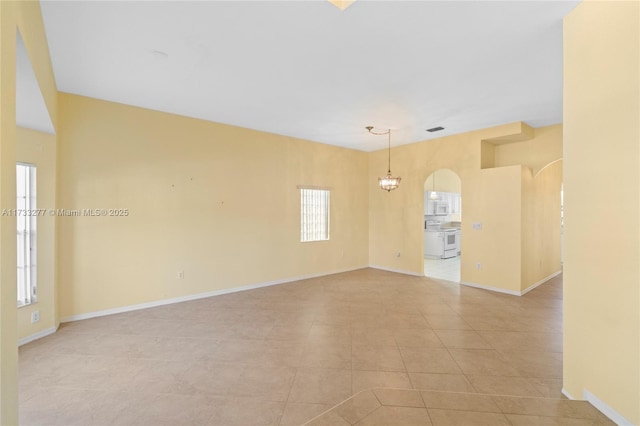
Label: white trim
xmin=461 ymin=270 xmax=562 ymax=297
xmin=583 ymin=389 xmax=634 ymax=426
xmin=520 ymin=270 xmax=562 ymax=295
xmin=18 ymin=325 xmax=58 ymax=346
xmin=460 ymin=281 xmax=521 ymax=296
xmin=561 ymin=388 xmax=576 ymax=400
xmin=61 ymin=266 xmax=368 ymax=323
xmin=369 ymin=265 xmax=424 ymax=277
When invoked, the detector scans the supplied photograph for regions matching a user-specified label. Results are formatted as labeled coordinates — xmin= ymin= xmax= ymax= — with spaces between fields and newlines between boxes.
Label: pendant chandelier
xmin=430 ymin=170 xmax=440 ymax=200
xmin=366 ymin=126 xmax=401 ymax=192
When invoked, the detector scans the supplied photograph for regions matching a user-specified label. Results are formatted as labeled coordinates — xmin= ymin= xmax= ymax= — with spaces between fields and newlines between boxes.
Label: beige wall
xmin=57 ymin=93 xmax=369 ymax=319
xmin=521 ymin=160 xmax=562 ymax=291
xmin=563 ymin=1 xmax=639 ymax=424
xmin=480 ymin=141 xmax=495 ymax=169
xmin=16 ymin=127 xmax=57 ymax=340
xmin=0 ymin=1 xmax=58 ymax=423
xmin=462 ymin=165 xmax=523 ymax=293
xmin=495 ymin=124 xmax=563 ymax=175
xmin=369 ymin=121 xmax=561 ymax=294
xmin=423 ymin=168 xmax=461 ymax=193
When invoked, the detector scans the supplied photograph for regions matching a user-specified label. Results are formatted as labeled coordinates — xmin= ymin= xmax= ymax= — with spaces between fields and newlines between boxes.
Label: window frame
xmin=299 ymin=186 xmax=331 ymax=243
xmin=16 ymin=162 xmax=37 ymax=307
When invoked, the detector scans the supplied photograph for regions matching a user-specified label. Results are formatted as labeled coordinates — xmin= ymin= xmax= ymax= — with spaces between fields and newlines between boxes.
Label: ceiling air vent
xmin=426 ymin=126 xmax=445 ymax=132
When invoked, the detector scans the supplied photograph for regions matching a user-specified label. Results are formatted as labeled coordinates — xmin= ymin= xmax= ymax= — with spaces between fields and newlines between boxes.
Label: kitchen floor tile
xmin=288 ymin=367 xmax=352 ymax=406
xmin=433 ymin=330 xmax=493 ymax=349
xmin=448 ymin=349 xmax=521 ymax=376
xmin=352 ymin=370 xmax=412 ymax=394
xmin=399 ymin=347 xmax=462 ymax=374
xmin=408 ymin=373 xmax=477 ymax=393
xmin=466 ymin=375 xmax=543 ymax=397
xmin=420 ymin=390 xmax=500 ymax=413
xmin=357 ymin=406 xmax=432 ymax=425
xmin=352 ymin=345 xmax=406 ymax=372
xmin=333 ymin=390 xmax=380 ymax=424
xmin=373 ymin=389 xmax=425 ymax=408
xmin=427 ymin=408 xmax=511 ymax=426
xmin=17 ymin=270 xmax=613 ymax=426
xmin=393 ymin=329 xmax=443 ymax=348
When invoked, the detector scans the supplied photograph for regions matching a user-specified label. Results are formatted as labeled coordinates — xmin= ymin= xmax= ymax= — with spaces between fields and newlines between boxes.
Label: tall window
xmin=300 ymin=188 xmax=330 ymax=242
xmin=17 ymin=163 xmax=37 ymax=306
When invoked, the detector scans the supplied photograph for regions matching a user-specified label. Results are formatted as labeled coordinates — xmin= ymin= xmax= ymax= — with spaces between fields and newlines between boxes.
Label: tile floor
xmin=424 ymin=256 xmax=460 ymax=282
xmin=307 ymin=389 xmax=614 ymax=425
xmin=18 ymin=268 xmax=610 ymax=425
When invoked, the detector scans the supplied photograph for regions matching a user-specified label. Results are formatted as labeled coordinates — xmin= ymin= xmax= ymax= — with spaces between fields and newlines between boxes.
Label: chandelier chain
xmin=366 ymin=125 xmax=401 ymax=192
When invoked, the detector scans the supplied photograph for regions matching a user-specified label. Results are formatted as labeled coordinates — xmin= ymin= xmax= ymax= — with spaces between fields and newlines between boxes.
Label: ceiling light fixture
xmin=366 ymin=126 xmax=401 ymax=192
xmin=430 ymin=170 xmax=439 ymax=200
xmin=328 ymin=0 xmax=356 ymax=11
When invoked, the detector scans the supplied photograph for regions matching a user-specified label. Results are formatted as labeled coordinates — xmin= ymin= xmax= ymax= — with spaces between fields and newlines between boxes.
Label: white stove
xmin=424 ymin=221 xmax=459 ymax=259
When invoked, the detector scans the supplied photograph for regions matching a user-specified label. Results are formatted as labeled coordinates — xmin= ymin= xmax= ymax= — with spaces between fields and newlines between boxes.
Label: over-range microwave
xmin=434 ymin=202 xmax=449 ymax=215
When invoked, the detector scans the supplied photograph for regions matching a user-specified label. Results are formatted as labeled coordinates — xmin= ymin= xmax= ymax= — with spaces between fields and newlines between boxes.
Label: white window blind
xmin=300 ymin=188 xmax=330 ymax=242
xmin=17 ymin=163 xmax=37 ymax=306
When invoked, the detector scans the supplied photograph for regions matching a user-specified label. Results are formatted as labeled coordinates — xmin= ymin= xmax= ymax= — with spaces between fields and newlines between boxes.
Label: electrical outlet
xmin=396 ymin=251 xmax=401 ymax=257
xmin=178 ymin=270 xmax=184 ymax=279
xmin=31 ymin=310 xmax=40 ymax=323
xmin=473 ymin=222 xmax=482 ymax=230
xmin=476 ymin=262 xmax=482 ymax=270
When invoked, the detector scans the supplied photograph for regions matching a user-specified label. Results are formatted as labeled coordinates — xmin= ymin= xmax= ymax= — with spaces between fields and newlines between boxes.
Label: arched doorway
xmin=423 ymin=169 xmax=462 ymax=282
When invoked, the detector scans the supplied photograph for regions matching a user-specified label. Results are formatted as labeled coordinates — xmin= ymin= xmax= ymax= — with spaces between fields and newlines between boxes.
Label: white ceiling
xmin=40 ymin=0 xmax=579 ymax=151
xmin=16 ymin=30 xmax=55 ymax=135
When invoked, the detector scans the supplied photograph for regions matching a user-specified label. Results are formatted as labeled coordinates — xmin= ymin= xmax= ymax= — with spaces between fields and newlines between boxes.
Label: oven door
xmin=444 ymin=231 xmax=457 ymax=251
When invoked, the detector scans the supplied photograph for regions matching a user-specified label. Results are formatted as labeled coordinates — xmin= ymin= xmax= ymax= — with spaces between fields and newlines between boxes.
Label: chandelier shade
xmin=366 ymin=126 xmax=401 ymax=192
xmin=379 ymin=173 xmax=401 ymax=192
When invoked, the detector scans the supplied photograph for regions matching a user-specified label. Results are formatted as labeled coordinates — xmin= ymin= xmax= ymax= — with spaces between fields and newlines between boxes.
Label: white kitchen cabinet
xmin=425 ymin=192 xmax=436 ymax=215
xmin=424 ymin=231 xmax=444 ymax=258
xmin=448 ymin=193 xmax=461 ymax=215
xmin=441 ymin=193 xmax=451 ymax=211
xmin=426 ymin=192 xmax=462 ymax=216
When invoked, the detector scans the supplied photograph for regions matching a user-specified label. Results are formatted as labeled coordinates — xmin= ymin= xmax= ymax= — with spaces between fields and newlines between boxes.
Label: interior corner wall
xmin=520 ymin=165 xmax=534 ymax=292
xmin=57 ymin=93 xmax=369 ymax=319
xmin=521 ymin=160 xmax=563 ymax=292
xmin=563 ymin=1 xmax=639 ymax=424
xmin=480 ymin=141 xmax=495 ymax=169
xmin=462 ymin=165 xmax=522 ymax=293
xmin=368 ymin=122 xmax=528 ymax=292
xmin=494 ymin=124 xmax=563 ymax=175
xmin=0 ymin=1 xmax=57 ymax=424
xmin=16 ymin=127 xmax=57 ymax=341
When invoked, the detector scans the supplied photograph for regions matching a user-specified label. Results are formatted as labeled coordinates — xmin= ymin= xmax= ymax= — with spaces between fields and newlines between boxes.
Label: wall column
xmin=0 ymin=1 xmax=19 ymax=424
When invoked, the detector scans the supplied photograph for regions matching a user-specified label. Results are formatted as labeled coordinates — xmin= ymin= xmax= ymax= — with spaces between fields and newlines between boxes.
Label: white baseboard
xmin=461 ymin=270 xmax=562 ymax=297
xmin=521 ymin=270 xmax=562 ymax=295
xmin=583 ymin=389 xmax=634 ymax=426
xmin=561 ymin=388 xmax=576 ymax=400
xmin=18 ymin=325 xmax=58 ymax=346
xmin=460 ymin=281 xmax=521 ymax=296
xmin=369 ymin=265 xmax=424 ymax=277
xmin=61 ymin=265 xmax=368 ymax=323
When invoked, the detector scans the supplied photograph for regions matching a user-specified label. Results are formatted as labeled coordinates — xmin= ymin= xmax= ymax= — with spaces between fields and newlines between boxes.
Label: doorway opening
xmin=423 ymin=169 xmax=462 ymax=282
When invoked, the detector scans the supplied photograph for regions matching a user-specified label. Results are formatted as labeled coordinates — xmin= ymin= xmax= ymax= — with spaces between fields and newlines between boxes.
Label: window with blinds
xmin=300 ymin=188 xmax=330 ymax=242
xmin=17 ymin=163 xmax=37 ymax=306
